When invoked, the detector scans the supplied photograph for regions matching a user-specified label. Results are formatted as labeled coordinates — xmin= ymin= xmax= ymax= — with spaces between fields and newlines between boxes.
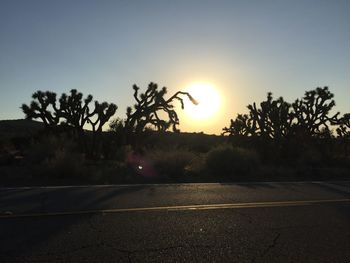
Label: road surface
xmin=1 ymin=181 xmax=350 ymax=262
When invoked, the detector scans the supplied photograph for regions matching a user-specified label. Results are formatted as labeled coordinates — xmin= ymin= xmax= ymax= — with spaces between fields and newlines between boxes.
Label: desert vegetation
xmin=0 ymin=84 xmax=349 ymax=186
xmin=223 ymin=87 xmax=349 ymax=166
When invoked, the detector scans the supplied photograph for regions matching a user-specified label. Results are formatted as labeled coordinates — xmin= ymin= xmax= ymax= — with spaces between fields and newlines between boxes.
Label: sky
xmin=1 ymin=0 xmax=350 ymax=134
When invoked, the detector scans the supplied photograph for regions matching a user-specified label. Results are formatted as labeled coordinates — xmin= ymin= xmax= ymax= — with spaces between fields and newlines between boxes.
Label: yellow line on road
xmin=1 ymin=199 xmax=350 ymax=219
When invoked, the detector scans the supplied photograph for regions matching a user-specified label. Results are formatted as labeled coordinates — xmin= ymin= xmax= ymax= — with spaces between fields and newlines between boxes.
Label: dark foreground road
xmin=1 ymin=181 xmax=350 ymax=262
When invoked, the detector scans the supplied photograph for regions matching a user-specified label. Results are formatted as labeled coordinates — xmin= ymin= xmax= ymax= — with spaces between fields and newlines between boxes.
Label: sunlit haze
xmin=184 ymin=83 xmax=221 ymax=121
xmin=1 ymin=0 xmax=350 ymax=134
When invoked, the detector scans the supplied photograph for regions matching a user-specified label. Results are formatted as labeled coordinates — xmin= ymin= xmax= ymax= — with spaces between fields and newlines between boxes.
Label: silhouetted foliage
xmin=337 ymin=113 xmax=350 ymax=138
xmin=205 ymin=145 xmax=260 ymax=180
xmin=223 ymin=93 xmax=294 ymax=140
xmin=22 ymin=89 xmax=117 ymax=133
xmin=21 ymin=89 xmax=117 ymax=158
xmin=248 ymin=93 xmax=293 ymax=139
xmin=291 ymin=87 xmax=339 ymax=137
xmin=108 ymin=118 xmax=126 ymax=144
xmin=21 ymin=91 xmax=60 ymax=127
xmin=224 ymin=87 xmax=340 ymax=139
xmin=58 ymin=89 xmax=92 ymax=132
xmin=6 ymin=84 xmax=348 ymax=186
xmin=125 ymin=82 xmax=197 ymax=134
xmin=222 ymin=114 xmax=253 ymax=137
xmin=122 ymin=82 xmax=198 ymax=148
xmin=223 ymin=87 xmax=349 ymax=166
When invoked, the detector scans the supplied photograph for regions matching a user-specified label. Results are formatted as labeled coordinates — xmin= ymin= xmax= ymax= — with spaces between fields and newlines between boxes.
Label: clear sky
xmin=1 ymin=0 xmax=349 ymax=134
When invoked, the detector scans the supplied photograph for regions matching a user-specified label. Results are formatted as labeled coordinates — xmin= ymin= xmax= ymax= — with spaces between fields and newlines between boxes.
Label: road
xmin=1 ymin=181 xmax=350 ymax=262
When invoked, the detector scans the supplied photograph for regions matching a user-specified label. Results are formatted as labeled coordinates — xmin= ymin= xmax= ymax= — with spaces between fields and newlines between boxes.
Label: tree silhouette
xmin=58 ymin=89 xmax=93 ymax=132
xmin=125 ymin=82 xmax=197 ymax=134
xmin=21 ymin=89 xmax=117 ymax=158
xmin=222 ymin=86 xmax=348 ymax=165
xmin=21 ymin=91 xmax=60 ymax=127
xmin=224 ymin=87 xmax=341 ymax=139
xmin=337 ymin=113 xmax=350 ymax=138
xmin=291 ymin=87 xmax=339 ymax=137
xmin=223 ymin=93 xmax=293 ymax=139
xmin=247 ymin=93 xmax=293 ymax=139
xmin=222 ymin=114 xmax=253 ymax=136
xmin=22 ymin=89 xmax=117 ymax=133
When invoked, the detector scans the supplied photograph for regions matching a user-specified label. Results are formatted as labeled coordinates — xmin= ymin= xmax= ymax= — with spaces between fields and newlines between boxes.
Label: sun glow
xmin=185 ymin=82 xmax=221 ymax=120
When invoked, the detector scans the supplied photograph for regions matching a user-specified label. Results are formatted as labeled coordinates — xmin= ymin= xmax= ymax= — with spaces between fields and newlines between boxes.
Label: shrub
xmin=145 ymin=148 xmax=197 ymax=181
xmin=24 ymin=135 xmax=87 ymax=180
xmin=205 ymin=144 xmax=260 ymax=180
xmin=25 ymin=138 xmax=50 ymax=164
xmin=44 ymin=148 xmax=85 ymax=179
xmin=25 ymin=135 xmax=76 ymax=164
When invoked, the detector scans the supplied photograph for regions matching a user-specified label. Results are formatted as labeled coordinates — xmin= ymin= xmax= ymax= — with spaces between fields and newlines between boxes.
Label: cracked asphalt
xmin=1 ymin=181 xmax=350 ymax=262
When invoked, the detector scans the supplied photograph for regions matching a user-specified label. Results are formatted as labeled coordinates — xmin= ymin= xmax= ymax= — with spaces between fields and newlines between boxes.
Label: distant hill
xmin=0 ymin=119 xmax=44 ymax=140
xmin=0 ymin=119 xmax=225 ymax=150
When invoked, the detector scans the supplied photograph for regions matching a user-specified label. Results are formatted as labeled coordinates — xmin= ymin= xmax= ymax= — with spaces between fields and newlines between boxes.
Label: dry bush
xmin=25 ymin=135 xmax=77 ymax=164
xmin=25 ymin=135 xmax=86 ymax=180
xmin=205 ymin=144 xmax=260 ymax=180
xmin=44 ymin=149 xmax=85 ymax=178
xmin=145 ymin=148 xmax=197 ymax=181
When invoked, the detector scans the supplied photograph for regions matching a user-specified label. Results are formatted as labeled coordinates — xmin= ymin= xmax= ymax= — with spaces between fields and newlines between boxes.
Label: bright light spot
xmin=185 ymin=82 xmax=221 ymax=120
xmin=138 ymin=165 xmax=143 ymax=170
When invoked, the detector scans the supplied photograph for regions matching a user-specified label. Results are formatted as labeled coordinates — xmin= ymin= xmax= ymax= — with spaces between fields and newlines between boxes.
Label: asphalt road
xmin=1 ymin=181 xmax=350 ymax=262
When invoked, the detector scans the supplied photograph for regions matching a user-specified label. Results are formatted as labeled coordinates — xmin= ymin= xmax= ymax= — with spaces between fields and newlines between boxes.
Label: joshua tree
xmin=21 ymin=89 xmax=117 ymax=158
xmin=21 ymin=91 xmax=60 ymax=127
xmin=58 ymin=89 xmax=92 ymax=132
xmin=57 ymin=89 xmax=118 ymax=134
xmin=22 ymin=89 xmax=117 ymax=133
xmin=291 ymin=87 xmax=339 ymax=137
xmin=223 ymin=93 xmax=293 ymax=139
xmin=224 ymin=87 xmax=341 ymax=139
xmin=335 ymin=113 xmax=350 ymax=158
xmin=247 ymin=93 xmax=293 ymax=139
xmin=124 ymin=82 xmax=197 ymax=134
xmin=337 ymin=113 xmax=350 ymax=138
xmin=222 ymin=114 xmax=253 ymax=136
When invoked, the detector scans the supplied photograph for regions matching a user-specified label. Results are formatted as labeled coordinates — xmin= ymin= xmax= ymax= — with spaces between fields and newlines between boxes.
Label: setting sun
xmin=185 ymin=83 xmax=221 ymax=120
